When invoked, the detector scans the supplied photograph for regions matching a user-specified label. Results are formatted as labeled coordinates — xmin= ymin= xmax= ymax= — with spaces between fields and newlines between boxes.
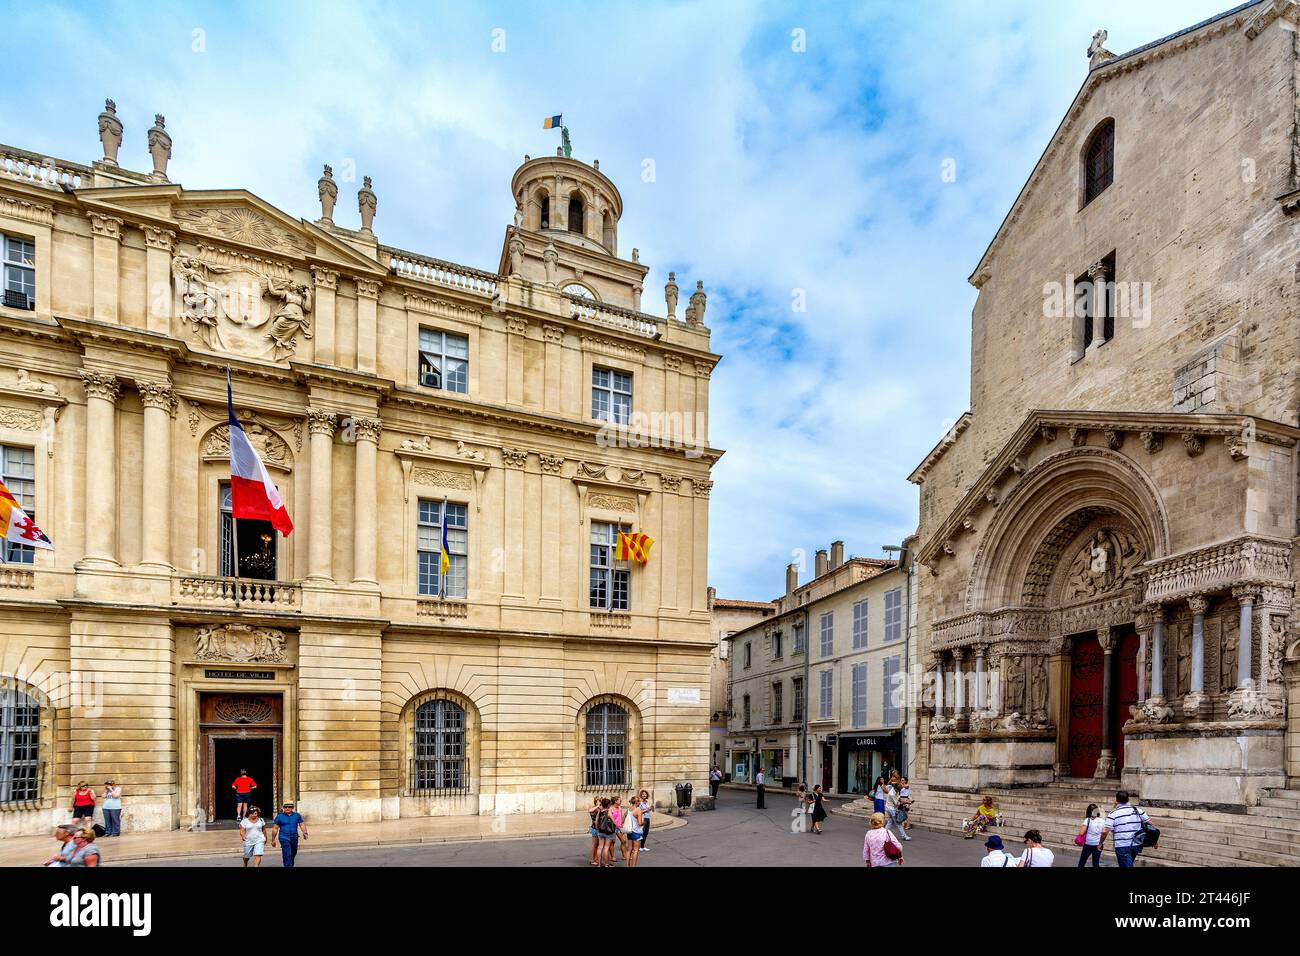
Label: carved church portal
xmin=199 ymin=692 xmax=282 ymax=823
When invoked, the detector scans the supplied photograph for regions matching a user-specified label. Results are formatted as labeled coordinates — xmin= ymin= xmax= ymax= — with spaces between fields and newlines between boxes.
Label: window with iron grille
xmin=417 ymin=499 xmax=468 ymax=598
xmin=820 ymin=611 xmax=834 ymax=657
xmin=819 ymin=669 xmax=833 ymax=719
xmin=771 ymin=682 xmax=783 ymax=723
xmin=883 ymin=656 xmax=902 ymax=725
xmin=884 ymin=588 xmax=903 ymax=642
xmin=1083 ymin=119 xmax=1114 ymax=205
xmin=1 ymin=446 xmax=35 ymax=564
xmin=412 ymin=698 xmax=467 ymax=792
xmin=589 ymin=521 xmax=630 ymax=610
xmin=2 ymin=234 xmax=35 ymax=311
xmin=584 ymin=702 xmax=627 ymax=787
xmin=852 ymin=662 xmax=867 ymax=728
xmin=591 ymin=366 xmax=632 ymax=423
xmin=0 ymin=687 xmax=40 ymax=803
xmin=791 ymin=677 xmax=804 ymax=722
xmin=417 ymin=328 xmax=469 ymax=393
xmin=852 ymin=599 xmax=868 ymax=648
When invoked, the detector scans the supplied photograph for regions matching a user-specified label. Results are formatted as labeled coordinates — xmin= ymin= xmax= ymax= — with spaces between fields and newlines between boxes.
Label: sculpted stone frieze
xmin=1143 ymin=535 xmax=1292 ymax=604
xmin=175 ymin=206 xmax=312 ymax=255
xmin=194 ymin=624 xmax=287 ymax=663
xmin=411 ymin=467 xmax=473 ymax=491
xmin=588 ymin=493 xmax=638 ymax=513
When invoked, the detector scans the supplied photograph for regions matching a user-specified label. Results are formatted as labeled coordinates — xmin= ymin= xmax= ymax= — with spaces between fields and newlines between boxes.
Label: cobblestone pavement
xmin=136 ymin=790 xmax=1072 ymax=867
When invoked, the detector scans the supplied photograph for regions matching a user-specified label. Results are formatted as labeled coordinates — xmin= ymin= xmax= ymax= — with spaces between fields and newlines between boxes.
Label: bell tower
xmin=499 ymin=153 xmax=648 ymax=312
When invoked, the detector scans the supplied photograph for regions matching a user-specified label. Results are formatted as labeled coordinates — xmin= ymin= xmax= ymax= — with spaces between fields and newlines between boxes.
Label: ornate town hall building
xmin=0 ymin=108 xmax=719 ymax=834
xmin=911 ymin=1 xmax=1300 ymax=834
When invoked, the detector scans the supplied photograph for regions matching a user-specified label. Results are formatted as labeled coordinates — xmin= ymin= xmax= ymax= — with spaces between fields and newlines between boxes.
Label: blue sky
xmin=0 ymin=0 xmax=1236 ymax=599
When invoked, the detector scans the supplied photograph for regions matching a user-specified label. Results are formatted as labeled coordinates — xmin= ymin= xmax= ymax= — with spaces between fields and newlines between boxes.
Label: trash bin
xmin=674 ymin=782 xmax=693 ymax=811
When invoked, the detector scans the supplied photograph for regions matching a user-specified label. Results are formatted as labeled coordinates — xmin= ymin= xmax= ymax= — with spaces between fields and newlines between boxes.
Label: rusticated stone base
xmin=1121 ymin=721 xmax=1285 ymax=807
xmin=929 ymin=732 xmax=1057 ymax=789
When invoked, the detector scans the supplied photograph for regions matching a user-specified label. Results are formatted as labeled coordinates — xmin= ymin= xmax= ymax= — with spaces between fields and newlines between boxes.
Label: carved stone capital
xmin=693 ymin=478 xmax=714 ymax=498
xmin=312 ymin=267 xmax=339 ymax=291
xmin=1232 ymin=585 xmax=1260 ymax=606
xmin=135 ymin=379 xmax=176 ymax=412
xmin=1097 ymin=624 xmax=1116 ymax=653
xmin=1188 ymin=595 xmax=1210 ymax=616
xmin=661 ymin=474 xmax=682 ymax=492
xmin=538 ymin=454 xmax=565 ymax=474
xmin=694 ymin=360 xmax=714 ymax=378
xmin=352 ymin=416 xmax=383 ymax=443
xmin=355 ymin=278 xmax=382 ymax=300
xmin=89 ymin=213 xmax=124 ymax=241
xmin=306 ymin=409 xmax=337 ymax=436
xmin=501 ymin=447 xmax=528 ymax=468
xmin=507 ymin=317 xmax=528 ymax=335
xmin=143 ymin=226 xmax=177 ymax=251
xmin=80 ymin=370 xmax=120 ymax=403
xmin=663 ymin=355 xmax=682 ymax=372
xmin=543 ymin=324 xmax=564 ymax=344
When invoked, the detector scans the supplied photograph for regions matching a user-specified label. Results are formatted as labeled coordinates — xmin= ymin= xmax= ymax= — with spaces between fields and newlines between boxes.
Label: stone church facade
xmin=911 ymin=1 xmax=1300 ymax=811
xmin=0 ymin=106 xmax=719 ymax=835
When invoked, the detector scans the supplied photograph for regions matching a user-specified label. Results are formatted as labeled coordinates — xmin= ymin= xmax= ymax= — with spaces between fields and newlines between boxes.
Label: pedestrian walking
xmin=1076 ymin=803 xmax=1104 ymax=867
xmin=1016 ymin=829 xmax=1055 ymax=867
xmin=240 ymin=806 xmax=267 ymax=868
xmin=871 ymin=776 xmax=887 ymax=815
xmin=979 ymin=834 xmax=1015 ymax=866
xmin=595 ymin=797 xmax=617 ymax=867
xmin=755 ymin=767 xmax=766 ymax=809
xmin=624 ymin=792 xmax=645 ymax=867
xmin=67 ymin=828 xmax=101 ymax=867
xmin=863 ymin=812 xmax=904 ymax=867
xmin=709 ymin=765 xmax=722 ymax=799
xmin=884 ymin=780 xmax=911 ymax=840
xmin=588 ymin=795 xmax=603 ymax=866
xmin=70 ymin=781 xmax=96 ymax=826
xmin=637 ymin=789 xmax=653 ymax=852
xmin=810 ymin=784 xmax=828 ymax=835
xmin=231 ymin=768 xmax=257 ymax=821
xmin=43 ymin=824 xmax=79 ymax=867
xmin=1102 ymin=789 xmax=1151 ymax=868
xmin=610 ymin=795 xmax=629 ymax=862
xmin=897 ymin=777 xmax=913 ymax=835
xmin=101 ymin=780 xmax=122 ymax=837
xmin=270 ymin=801 xmax=307 ymax=868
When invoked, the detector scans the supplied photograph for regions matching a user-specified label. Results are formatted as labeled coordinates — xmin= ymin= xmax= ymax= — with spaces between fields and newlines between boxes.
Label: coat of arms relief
xmin=170 ymin=211 xmax=315 ymax=362
xmin=194 ymin=624 xmax=288 ymax=663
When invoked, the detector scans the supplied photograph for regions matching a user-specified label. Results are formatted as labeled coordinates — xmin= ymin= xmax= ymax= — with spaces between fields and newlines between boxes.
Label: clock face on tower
xmin=561 ymin=283 xmax=596 ymax=300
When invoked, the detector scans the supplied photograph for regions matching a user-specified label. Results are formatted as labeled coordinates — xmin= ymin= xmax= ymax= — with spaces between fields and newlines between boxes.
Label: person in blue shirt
xmin=270 ymin=801 xmax=308 ymax=868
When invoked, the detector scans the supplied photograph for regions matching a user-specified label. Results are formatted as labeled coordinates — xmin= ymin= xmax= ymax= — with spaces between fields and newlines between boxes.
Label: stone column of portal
xmin=136 ymin=379 xmax=175 ymax=569
xmin=973 ymin=644 xmax=986 ymax=713
xmin=953 ymin=648 xmax=968 ymax=731
xmin=933 ymin=657 xmax=945 ymax=717
xmin=1094 ymin=625 xmax=1117 ymax=779
xmin=1136 ymin=604 xmax=1173 ymax=725
xmin=1234 ymin=586 xmax=1257 ymax=689
xmin=306 ymin=409 xmax=336 ymax=582
xmin=79 ymin=371 xmax=120 ymax=568
xmin=351 ymin=417 xmax=382 ymax=586
xmin=1184 ymin=595 xmax=1210 ymax=718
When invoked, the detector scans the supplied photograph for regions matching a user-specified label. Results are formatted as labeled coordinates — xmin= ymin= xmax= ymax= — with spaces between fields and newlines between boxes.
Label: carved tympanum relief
xmin=1063 ymin=527 xmax=1145 ymax=601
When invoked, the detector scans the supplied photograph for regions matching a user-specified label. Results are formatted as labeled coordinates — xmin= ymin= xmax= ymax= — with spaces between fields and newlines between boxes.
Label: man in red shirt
xmin=232 ymin=769 xmax=257 ymax=821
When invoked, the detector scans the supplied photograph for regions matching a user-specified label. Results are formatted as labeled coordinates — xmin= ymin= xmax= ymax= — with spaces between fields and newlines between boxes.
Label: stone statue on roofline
xmin=318 ymin=164 xmax=338 ymax=224
xmin=98 ymin=99 xmax=122 ymax=165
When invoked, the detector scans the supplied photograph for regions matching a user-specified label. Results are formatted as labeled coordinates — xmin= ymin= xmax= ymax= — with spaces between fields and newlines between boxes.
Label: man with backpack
xmin=1102 ymin=790 xmax=1153 ymax=868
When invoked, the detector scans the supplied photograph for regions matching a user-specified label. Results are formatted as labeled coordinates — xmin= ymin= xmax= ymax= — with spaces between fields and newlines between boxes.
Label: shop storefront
xmin=836 ymin=731 xmax=901 ymax=795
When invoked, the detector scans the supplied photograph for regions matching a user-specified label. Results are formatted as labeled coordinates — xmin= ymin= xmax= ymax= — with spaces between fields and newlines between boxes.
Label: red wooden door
xmin=1068 ymin=636 xmax=1104 ymax=778
xmin=1112 ymin=628 xmax=1140 ymax=773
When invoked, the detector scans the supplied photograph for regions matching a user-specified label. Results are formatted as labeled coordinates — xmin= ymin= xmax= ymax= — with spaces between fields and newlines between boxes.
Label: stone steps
xmin=876 ymin=782 xmax=1300 ymax=868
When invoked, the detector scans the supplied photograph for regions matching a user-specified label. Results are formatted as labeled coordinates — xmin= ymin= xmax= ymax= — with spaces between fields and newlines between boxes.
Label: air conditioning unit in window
xmin=3 ymin=289 xmax=34 ymax=310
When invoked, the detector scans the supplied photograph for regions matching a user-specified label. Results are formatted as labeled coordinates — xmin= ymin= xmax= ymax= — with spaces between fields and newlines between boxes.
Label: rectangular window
xmin=720 ymin=634 xmax=730 ymax=660
xmin=417 ymin=499 xmax=468 ymax=598
xmin=1 ymin=445 xmax=36 ymax=564
xmin=791 ymin=677 xmax=804 ymax=722
xmin=819 ymin=611 xmax=834 ymax=657
xmin=852 ymin=599 xmax=868 ymax=649
xmin=219 ymin=483 xmax=280 ymax=580
xmin=417 ymin=328 xmax=469 ymax=393
xmin=884 ymin=588 xmax=902 ymax=642
xmin=744 ymin=641 xmax=752 ymax=669
xmin=793 ymin=625 xmax=805 ymax=654
xmin=819 ymin=669 xmax=833 ymax=719
xmin=883 ymin=656 xmax=901 ymax=725
xmin=852 ymin=662 xmax=867 ymax=728
xmin=591 ymin=366 xmax=632 ymax=424
xmin=589 ymin=520 xmax=630 ymax=610
xmin=742 ymin=694 xmax=751 ymax=728
xmin=771 ymin=682 xmax=783 ymax=724
xmin=772 ymin=631 xmax=783 ymax=660
xmin=2 ymin=234 xmax=35 ymax=311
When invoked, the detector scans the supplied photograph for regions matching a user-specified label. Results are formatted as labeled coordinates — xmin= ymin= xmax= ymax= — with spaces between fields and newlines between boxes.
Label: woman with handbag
xmin=1076 ymin=803 xmax=1104 ymax=867
xmin=863 ymin=812 xmax=904 ymax=867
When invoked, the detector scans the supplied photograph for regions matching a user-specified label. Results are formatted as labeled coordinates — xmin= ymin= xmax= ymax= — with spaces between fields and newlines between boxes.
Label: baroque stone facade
xmin=911 ymin=3 xmax=1300 ymax=809
xmin=0 ymin=106 xmax=721 ymax=835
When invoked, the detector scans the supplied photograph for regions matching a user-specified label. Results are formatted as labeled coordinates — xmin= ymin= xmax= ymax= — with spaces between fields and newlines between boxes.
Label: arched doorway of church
xmin=1066 ymin=625 xmax=1139 ymax=777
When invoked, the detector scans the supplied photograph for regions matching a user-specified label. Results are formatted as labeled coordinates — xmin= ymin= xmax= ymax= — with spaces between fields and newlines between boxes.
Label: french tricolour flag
xmin=226 ymin=371 xmax=293 ymax=535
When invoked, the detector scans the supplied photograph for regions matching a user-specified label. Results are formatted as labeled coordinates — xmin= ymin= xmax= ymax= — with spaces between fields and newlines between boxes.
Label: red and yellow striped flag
xmin=616 ymin=530 xmax=654 ymax=564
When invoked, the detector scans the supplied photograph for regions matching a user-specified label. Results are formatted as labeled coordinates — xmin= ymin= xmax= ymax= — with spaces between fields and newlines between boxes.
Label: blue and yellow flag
xmin=543 ymin=114 xmax=563 ymax=130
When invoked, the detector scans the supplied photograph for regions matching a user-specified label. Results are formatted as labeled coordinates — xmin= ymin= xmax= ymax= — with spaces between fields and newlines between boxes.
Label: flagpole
xmin=227 ymin=366 xmax=242 ymax=608
xmin=440 ymin=495 xmax=448 ymax=600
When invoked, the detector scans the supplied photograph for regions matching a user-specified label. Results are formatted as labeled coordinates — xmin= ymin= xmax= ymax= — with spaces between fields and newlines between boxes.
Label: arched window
xmin=0 ymin=685 xmax=40 ymax=803
xmin=601 ymin=211 xmax=614 ymax=250
xmin=1083 ymin=119 xmax=1114 ymax=205
xmin=583 ymin=702 xmax=627 ymax=787
xmin=539 ymin=195 xmax=550 ymax=230
xmin=413 ymin=698 xmax=467 ymax=793
xmin=568 ymin=195 xmax=585 ymax=235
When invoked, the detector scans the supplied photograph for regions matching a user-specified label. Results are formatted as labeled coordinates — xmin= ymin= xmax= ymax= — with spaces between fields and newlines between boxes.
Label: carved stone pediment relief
xmin=194 ymin=624 xmax=288 ymax=663
xmin=175 ymin=206 xmax=313 ymax=256
xmin=184 ymin=401 xmax=303 ymax=450
xmin=201 ymin=422 xmax=292 ymax=471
